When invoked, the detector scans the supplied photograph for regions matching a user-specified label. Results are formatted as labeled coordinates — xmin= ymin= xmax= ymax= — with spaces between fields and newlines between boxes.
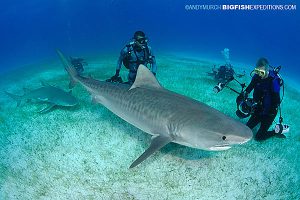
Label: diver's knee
xmin=254 ymin=134 xmax=267 ymax=141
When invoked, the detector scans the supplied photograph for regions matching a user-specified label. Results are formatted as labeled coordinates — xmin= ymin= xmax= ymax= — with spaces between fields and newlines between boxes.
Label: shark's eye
xmin=222 ymin=136 xmax=226 ymax=140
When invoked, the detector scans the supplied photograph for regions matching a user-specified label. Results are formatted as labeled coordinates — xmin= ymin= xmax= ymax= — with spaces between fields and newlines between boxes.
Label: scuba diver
xmin=107 ymin=31 xmax=157 ymax=84
xmin=70 ymin=57 xmax=87 ymax=74
xmin=208 ymin=48 xmax=245 ymax=93
xmin=238 ymin=58 xmax=289 ymax=141
xmin=210 ymin=63 xmax=236 ymax=83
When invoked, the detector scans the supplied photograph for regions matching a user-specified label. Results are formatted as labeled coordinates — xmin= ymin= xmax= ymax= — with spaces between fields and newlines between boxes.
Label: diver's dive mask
xmin=135 ymin=37 xmax=148 ymax=45
xmin=250 ymin=67 xmax=268 ymax=78
xmin=254 ymin=68 xmax=266 ymax=77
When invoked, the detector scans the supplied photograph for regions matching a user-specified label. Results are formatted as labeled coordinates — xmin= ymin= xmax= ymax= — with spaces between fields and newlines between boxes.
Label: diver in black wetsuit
xmin=107 ymin=31 xmax=157 ymax=84
xmin=70 ymin=57 xmax=87 ymax=74
xmin=241 ymin=58 xmax=286 ymax=141
xmin=213 ymin=64 xmax=235 ymax=83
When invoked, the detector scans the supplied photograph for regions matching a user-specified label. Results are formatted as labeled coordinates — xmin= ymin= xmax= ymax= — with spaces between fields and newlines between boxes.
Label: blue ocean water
xmin=1 ymin=1 xmax=300 ymax=199
xmin=0 ymin=0 xmax=299 ymax=80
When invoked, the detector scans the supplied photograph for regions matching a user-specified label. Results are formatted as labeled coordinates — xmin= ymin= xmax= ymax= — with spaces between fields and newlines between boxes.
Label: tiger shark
xmin=57 ymin=49 xmax=252 ymax=168
xmin=5 ymin=82 xmax=78 ymax=113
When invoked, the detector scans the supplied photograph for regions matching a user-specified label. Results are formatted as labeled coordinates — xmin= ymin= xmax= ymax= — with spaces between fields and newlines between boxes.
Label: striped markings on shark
xmin=5 ymin=81 xmax=78 ymax=113
xmin=57 ymin=49 xmax=253 ymax=168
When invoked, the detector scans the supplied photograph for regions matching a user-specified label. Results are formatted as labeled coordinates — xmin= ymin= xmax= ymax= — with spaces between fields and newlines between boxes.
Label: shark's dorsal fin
xmin=129 ymin=65 xmax=162 ymax=90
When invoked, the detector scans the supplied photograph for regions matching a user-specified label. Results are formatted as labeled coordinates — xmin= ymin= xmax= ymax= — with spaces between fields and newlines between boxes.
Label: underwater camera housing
xmin=213 ymin=82 xmax=226 ymax=93
xmin=235 ymin=94 xmax=258 ymax=118
xmin=213 ymin=76 xmax=235 ymax=93
xmin=212 ymin=76 xmax=255 ymax=118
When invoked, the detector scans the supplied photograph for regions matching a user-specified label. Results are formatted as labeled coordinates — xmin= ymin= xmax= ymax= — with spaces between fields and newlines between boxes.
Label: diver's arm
xmin=115 ymin=47 xmax=127 ymax=76
xmin=151 ymin=57 xmax=157 ymax=75
xmin=148 ymin=47 xmax=157 ymax=75
xmin=245 ymin=75 xmax=258 ymax=94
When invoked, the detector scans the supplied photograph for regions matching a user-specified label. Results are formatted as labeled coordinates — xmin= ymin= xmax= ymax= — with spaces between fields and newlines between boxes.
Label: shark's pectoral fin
xmin=129 ymin=134 xmax=172 ymax=168
xmin=38 ymin=103 xmax=56 ymax=113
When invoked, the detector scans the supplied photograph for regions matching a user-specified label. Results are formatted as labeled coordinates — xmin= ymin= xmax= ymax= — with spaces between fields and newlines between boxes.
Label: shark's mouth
xmin=209 ymin=144 xmax=232 ymax=151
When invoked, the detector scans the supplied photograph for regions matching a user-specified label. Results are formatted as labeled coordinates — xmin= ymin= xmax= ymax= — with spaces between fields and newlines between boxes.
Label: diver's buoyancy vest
xmin=253 ymin=70 xmax=283 ymax=112
xmin=122 ymin=44 xmax=151 ymax=69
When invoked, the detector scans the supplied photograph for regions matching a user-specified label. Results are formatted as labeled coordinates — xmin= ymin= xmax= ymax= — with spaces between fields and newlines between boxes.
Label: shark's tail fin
xmin=5 ymin=91 xmax=22 ymax=107
xmin=56 ymin=49 xmax=78 ymax=89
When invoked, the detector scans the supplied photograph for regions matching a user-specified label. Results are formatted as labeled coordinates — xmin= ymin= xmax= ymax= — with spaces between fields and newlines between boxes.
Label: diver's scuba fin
xmin=274 ymin=124 xmax=290 ymax=135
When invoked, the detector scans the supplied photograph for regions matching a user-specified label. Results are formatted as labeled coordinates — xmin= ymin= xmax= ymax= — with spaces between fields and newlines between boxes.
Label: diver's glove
xmin=114 ymin=69 xmax=120 ymax=77
xmin=111 ymin=69 xmax=120 ymax=81
xmin=239 ymin=91 xmax=248 ymax=100
xmin=106 ymin=69 xmax=122 ymax=83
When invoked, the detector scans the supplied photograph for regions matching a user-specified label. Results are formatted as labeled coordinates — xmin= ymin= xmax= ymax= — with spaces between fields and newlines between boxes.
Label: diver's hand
xmin=114 ymin=69 xmax=120 ymax=77
xmin=239 ymin=91 xmax=248 ymax=99
xmin=111 ymin=75 xmax=120 ymax=82
xmin=106 ymin=69 xmax=121 ymax=82
xmin=111 ymin=69 xmax=120 ymax=81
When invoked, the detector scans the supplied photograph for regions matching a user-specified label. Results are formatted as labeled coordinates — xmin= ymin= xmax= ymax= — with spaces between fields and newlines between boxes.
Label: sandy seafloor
xmin=0 ymin=53 xmax=299 ymax=200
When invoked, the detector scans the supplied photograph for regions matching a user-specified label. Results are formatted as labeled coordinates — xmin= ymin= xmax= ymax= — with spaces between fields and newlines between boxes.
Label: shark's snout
xmin=227 ymin=127 xmax=253 ymax=146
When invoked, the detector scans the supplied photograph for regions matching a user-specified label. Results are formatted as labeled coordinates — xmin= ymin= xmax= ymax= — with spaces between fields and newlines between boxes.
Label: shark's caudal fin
xmin=5 ymin=91 xmax=23 ymax=107
xmin=56 ymin=49 xmax=78 ymax=89
xmin=129 ymin=134 xmax=172 ymax=168
xmin=130 ymin=64 xmax=162 ymax=90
